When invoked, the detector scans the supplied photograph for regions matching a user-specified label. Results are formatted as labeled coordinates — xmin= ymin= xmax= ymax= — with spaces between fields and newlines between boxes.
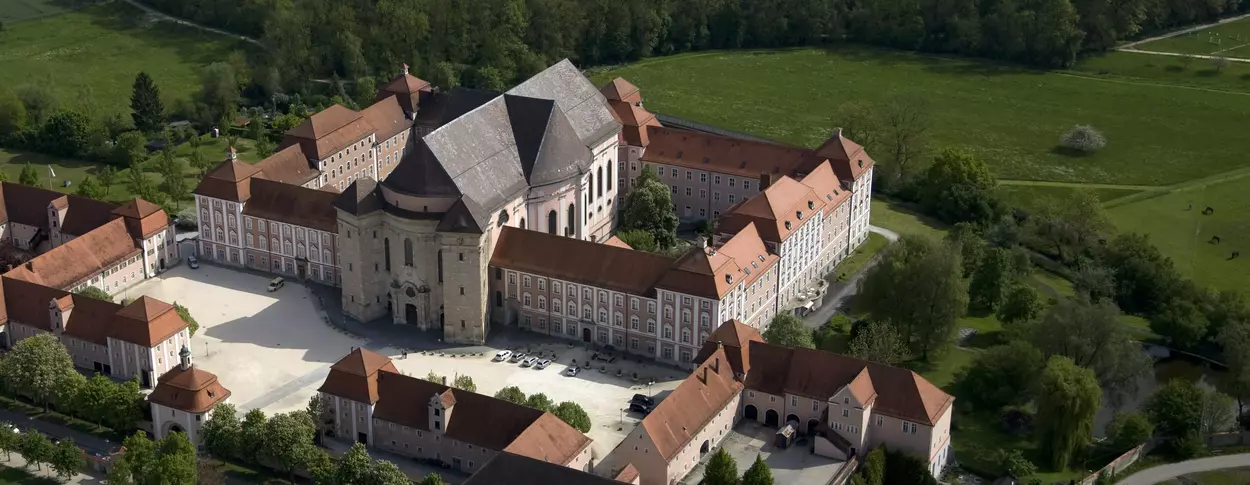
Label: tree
xmin=919 ymin=148 xmax=1001 ymax=226
xmin=954 ymin=340 xmax=1044 ymax=411
xmin=1059 ymin=125 xmax=1106 ymax=153
xmin=884 ymin=449 xmax=938 ymax=485
xmin=105 ymin=378 xmax=143 ymax=431
xmin=494 ymin=386 xmax=527 ymax=404
xmin=255 ymin=137 xmax=276 ymax=158
xmin=526 ymin=393 xmax=554 ymax=412
xmin=130 ymin=72 xmax=165 ymax=133
xmin=127 ymin=166 xmax=158 ymax=202
xmin=307 ymin=394 xmax=327 ymax=441
xmin=76 ymin=374 xmax=118 ymax=427
xmin=15 ymin=83 xmax=57 ymax=126
xmin=112 ymin=131 xmax=148 ymax=168
xmin=1103 ymin=233 xmax=1183 ymax=315
xmin=368 ymin=459 xmax=411 ymax=485
xmin=38 ymin=111 xmax=93 ymax=157
xmin=109 ymin=431 xmax=197 ymax=485
xmin=1201 ymin=389 xmax=1236 ymax=436
xmin=452 ymin=373 xmax=476 ymax=392
xmin=1106 ymin=412 xmax=1154 ymax=452
xmin=19 ymin=431 xmax=54 ymax=471
xmin=997 ymin=284 xmax=1044 ymax=326
xmin=199 ymin=63 xmax=241 ymax=123
xmin=0 ymin=87 xmax=26 ymax=138
xmin=76 ymin=175 xmax=107 ymax=200
xmin=878 ymin=94 xmax=930 ymax=187
xmin=994 ymin=448 xmax=1037 ymax=480
xmin=1148 ymin=379 xmax=1205 ymax=454
xmin=848 ymin=320 xmax=910 ymax=365
xmin=861 ymin=447 xmax=885 ymax=485
xmin=553 ymin=401 xmax=591 ymax=433
xmin=189 ymin=146 xmax=214 ymax=176
xmin=0 ymin=333 xmax=80 ymax=411
xmin=174 ymin=303 xmax=200 ymax=337
xmin=334 ymin=443 xmax=373 ymax=485
xmin=239 ymin=408 xmax=268 ymax=463
xmin=1030 ymin=191 xmax=1112 ymax=264
xmin=425 ymin=371 xmax=442 ymax=383
xmin=1219 ymin=323 xmax=1250 ymax=417
xmin=418 ymin=473 xmax=448 ymax=485
xmin=51 ymin=438 xmax=84 ymax=480
xmin=620 ymin=166 xmax=678 ymax=249
xmin=1150 ymin=294 xmax=1209 ymax=351
xmin=615 ymin=229 xmax=658 ymax=252
xmin=946 ymin=222 xmax=986 ymax=277
xmin=969 ymin=247 xmax=1021 ymax=310
xmin=761 ymin=313 xmax=814 ymax=349
xmin=0 ymin=424 xmax=16 ymax=460
xmin=857 ymin=235 xmax=967 ymax=360
xmin=261 ymin=411 xmax=318 ymax=482
xmin=18 ymin=163 xmax=39 ymax=186
xmin=831 ymin=101 xmax=881 ymax=155
xmin=741 ymin=455 xmax=773 ymax=485
xmin=1035 ymin=356 xmax=1101 ymax=471
xmin=1030 ymin=297 xmax=1151 ymax=403
xmin=703 ymin=447 xmax=738 ymax=485
xmin=1212 ymin=56 xmax=1231 ymax=73
xmin=812 ymin=314 xmax=851 ymax=353
xmin=1072 ymin=261 xmax=1115 ymax=303
xmin=74 ymin=286 xmax=112 ymax=301
xmin=201 ymin=403 xmax=241 ymax=459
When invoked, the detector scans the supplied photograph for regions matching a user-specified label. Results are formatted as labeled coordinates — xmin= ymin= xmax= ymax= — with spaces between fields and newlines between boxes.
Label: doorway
xmin=405 ymin=304 xmax=419 ymax=324
xmin=744 ymin=405 xmax=758 ymax=421
xmin=765 ymin=409 xmax=779 ymax=427
xmin=582 ymin=327 xmax=592 ymax=342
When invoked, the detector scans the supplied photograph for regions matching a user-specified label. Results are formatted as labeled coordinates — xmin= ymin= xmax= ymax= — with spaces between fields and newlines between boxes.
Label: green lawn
xmin=998 ymin=184 xmax=1148 ymax=213
xmin=1073 ymin=51 xmax=1250 ymax=93
xmin=869 ymin=199 xmax=948 ymax=240
xmin=1135 ymin=17 xmax=1250 ymax=57
xmin=1107 ymin=175 xmax=1250 ymax=292
xmin=590 ymin=47 xmax=1250 ymax=185
xmin=0 ymin=0 xmax=69 ymax=24
xmin=0 ymin=466 xmax=57 ymax=485
xmin=0 ymin=2 xmax=248 ymax=116
xmin=833 ymin=232 xmax=889 ymax=282
xmin=1160 ymin=468 xmax=1250 ymax=485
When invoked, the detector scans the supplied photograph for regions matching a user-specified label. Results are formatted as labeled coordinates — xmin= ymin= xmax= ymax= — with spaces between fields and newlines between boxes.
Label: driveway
xmin=1117 ymin=454 xmax=1250 ymax=485
xmin=123 ymin=262 xmax=369 ymax=414
xmin=802 ymin=225 xmax=899 ymax=328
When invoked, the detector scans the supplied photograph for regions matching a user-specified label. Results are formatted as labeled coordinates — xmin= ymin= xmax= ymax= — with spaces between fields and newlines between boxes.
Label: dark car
xmin=628 ymin=402 xmax=652 ymax=414
xmin=631 ymin=394 xmax=655 ymax=407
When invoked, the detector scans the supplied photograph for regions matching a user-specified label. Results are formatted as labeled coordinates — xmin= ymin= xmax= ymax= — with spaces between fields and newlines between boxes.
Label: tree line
xmin=137 ymin=0 xmax=1250 ymax=94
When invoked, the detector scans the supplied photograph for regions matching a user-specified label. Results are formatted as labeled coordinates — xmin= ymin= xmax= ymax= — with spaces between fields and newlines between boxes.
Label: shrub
xmin=1059 ymin=125 xmax=1106 ymax=153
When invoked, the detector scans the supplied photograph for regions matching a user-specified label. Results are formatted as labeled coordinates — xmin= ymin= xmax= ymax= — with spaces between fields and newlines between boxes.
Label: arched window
xmin=404 ymin=239 xmax=414 ymax=266
xmin=495 ymin=291 xmax=503 ymax=307
xmin=384 ymin=238 xmax=391 ymax=271
xmin=567 ymin=301 xmax=576 ymax=315
xmin=271 ymin=238 xmax=278 ymax=251
xmin=607 ymin=162 xmax=613 ymax=192
xmin=682 ymin=329 xmax=691 ymax=343
xmin=323 ymin=250 xmax=331 ymax=263
xmin=553 ymin=299 xmax=562 ymax=314
xmin=437 ymin=250 xmax=443 ymax=283
xmin=215 ymin=229 xmax=224 ymax=242
xmin=284 ymin=241 xmax=293 ymax=254
xmin=547 ymin=210 xmax=557 ymax=234
xmin=246 ymin=234 xmax=254 ymax=248
xmin=538 ymin=296 xmax=546 ymax=310
xmin=597 ymin=167 xmax=604 ymax=197
xmin=566 ymin=204 xmax=575 ymax=236
xmin=520 ymin=218 xmax=526 ymax=230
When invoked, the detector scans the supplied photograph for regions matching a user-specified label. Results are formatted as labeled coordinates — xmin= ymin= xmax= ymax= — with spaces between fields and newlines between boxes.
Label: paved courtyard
xmin=123 ymin=261 xmax=370 ymax=415
xmin=680 ymin=421 xmax=845 ymax=485
xmin=389 ymin=340 xmax=685 ymax=461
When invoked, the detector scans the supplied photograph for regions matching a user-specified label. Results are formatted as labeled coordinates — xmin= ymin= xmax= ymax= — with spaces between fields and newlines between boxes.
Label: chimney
xmin=179 ymin=345 xmax=192 ymax=371
xmin=401 ymin=63 xmax=410 ymax=75
xmin=227 ymin=146 xmax=238 ymax=161
xmin=441 ymin=376 xmax=448 ymax=386
xmin=759 ymin=173 xmax=772 ymax=191
xmin=695 ymin=237 xmax=708 ymax=249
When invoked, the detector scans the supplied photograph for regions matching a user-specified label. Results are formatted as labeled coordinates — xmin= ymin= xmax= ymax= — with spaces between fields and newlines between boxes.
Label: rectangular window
xmin=743 ymin=181 xmax=752 ymax=191
xmin=791 ymin=396 xmax=797 ymax=406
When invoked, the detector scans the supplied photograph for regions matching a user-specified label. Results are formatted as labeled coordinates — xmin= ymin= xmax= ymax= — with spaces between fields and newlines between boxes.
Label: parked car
xmin=267 ymin=277 xmax=284 ymax=292
xmin=509 ymin=352 xmax=526 ymax=363
xmin=535 ymin=359 xmax=552 ymax=370
xmin=631 ymin=394 xmax=656 ymax=407
xmin=187 ymin=255 xmax=199 ymax=269
xmin=564 ymin=366 xmax=580 ymax=377
xmin=628 ymin=402 xmax=652 ymax=414
xmin=493 ymin=350 xmax=512 ymax=362
xmin=521 ymin=356 xmax=538 ymax=367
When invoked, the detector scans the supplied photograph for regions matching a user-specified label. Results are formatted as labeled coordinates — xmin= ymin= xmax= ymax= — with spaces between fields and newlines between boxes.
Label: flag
xmin=48 ymin=166 xmax=56 ymax=178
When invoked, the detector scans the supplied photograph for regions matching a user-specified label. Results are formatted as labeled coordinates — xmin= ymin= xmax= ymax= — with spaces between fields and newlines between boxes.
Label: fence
xmin=1077 ymin=440 xmax=1157 ymax=485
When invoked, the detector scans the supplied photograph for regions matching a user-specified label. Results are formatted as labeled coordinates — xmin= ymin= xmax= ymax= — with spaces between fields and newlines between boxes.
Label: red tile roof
xmin=693 ymin=320 xmax=763 ymax=376
xmin=149 ymin=364 xmax=232 ymax=413
xmin=60 ymin=196 xmax=120 ymax=237
xmin=195 ymin=159 xmax=262 ymax=202
xmin=491 ymin=227 xmax=675 ymax=297
xmin=638 ymin=347 xmax=743 ymax=460
xmin=815 ymin=129 xmax=875 ymax=181
xmin=642 ymin=127 xmax=823 ymax=180
xmin=362 ymin=95 xmax=414 ymax=142
xmin=0 ymin=278 xmax=188 ymax=347
xmin=4 ymin=218 xmax=141 ymax=290
xmin=720 ymin=176 xmax=825 ymax=243
xmin=317 ymin=348 xmax=399 ymax=404
xmin=113 ymin=199 xmax=169 ymax=239
xmin=600 ymin=78 xmax=641 ymax=104
xmin=254 ymin=144 xmax=316 ymax=186
xmin=241 ymin=178 xmax=339 ymax=232
xmin=285 ymin=104 xmax=375 ymax=160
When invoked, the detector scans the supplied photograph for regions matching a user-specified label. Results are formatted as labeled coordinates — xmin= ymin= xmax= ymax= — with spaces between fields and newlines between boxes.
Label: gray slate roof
xmin=382 ymin=59 xmax=616 ymax=230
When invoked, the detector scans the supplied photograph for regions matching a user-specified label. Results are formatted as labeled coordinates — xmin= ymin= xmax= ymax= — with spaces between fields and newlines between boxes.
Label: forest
xmin=140 ymin=0 xmax=1250 ymax=92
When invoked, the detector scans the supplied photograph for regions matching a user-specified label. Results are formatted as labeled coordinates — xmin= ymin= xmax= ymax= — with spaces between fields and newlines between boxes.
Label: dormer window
xmin=796 ymin=211 xmax=804 ymax=220
xmin=758 ymin=255 xmax=765 ymax=262
xmin=434 ymin=409 xmax=440 ymax=416
xmin=725 ymin=275 xmax=733 ymax=284
xmin=784 ymin=221 xmax=792 ymax=230
xmin=808 ymin=201 xmax=815 ymax=210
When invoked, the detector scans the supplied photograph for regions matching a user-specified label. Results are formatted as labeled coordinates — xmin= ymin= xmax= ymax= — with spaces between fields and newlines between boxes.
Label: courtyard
xmin=679 ymin=421 xmax=845 ymax=485
xmin=124 ymin=252 xmax=686 ymax=461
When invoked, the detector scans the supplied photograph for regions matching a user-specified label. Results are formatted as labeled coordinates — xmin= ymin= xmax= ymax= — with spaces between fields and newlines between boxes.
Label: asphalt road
xmin=1116 ymin=453 xmax=1250 ymax=485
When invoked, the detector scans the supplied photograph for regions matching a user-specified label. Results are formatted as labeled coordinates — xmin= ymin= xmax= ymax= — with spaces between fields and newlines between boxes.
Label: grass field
xmin=0 ymin=2 xmax=247 ymax=116
xmin=0 ymin=0 xmax=70 ymax=24
xmin=0 ymin=467 xmax=55 ymax=485
xmin=590 ymin=47 xmax=1250 ymax=186
xmin=1074 ymin=51 xmax=1250 ymax=93
xmin=1135 ymin=16 xmax=1250 ymax=58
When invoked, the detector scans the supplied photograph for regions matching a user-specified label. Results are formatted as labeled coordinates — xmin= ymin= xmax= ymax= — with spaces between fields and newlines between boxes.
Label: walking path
xmin=0 ymin=453 xmax=101 ymax=484
xmin=1117 ymin=13 xmax=1250 ymax=49
xmin=116 ymin=0 xmax=266 ymax=49
xmin=1118 ymin=48 xmax=1250 ymax=63
xmin=1116 ymin=453 xmax=1250 ymax=485
xmin=801 ymin=226 xmax=899 ymax=328
xmin=997 ymin=179 xmax=1159 ymax=190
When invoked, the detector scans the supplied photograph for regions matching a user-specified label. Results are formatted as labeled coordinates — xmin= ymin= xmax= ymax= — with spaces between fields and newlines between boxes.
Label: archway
xmin=164 ymin=422 xmax=184 ymax=438
xmin=786 ymin=414 xmax=800 ymax=428
xmin=582 ymin=327 xmax=592 ymax=342
xmin=547 ymin=210 xmax=558 ymax=234
xmin=808 ymin=419 xmax=820 ymax=435
xmin=699 ymin=440 xmax=710 ymax=455
xmin=405 ymin=304 xmax=418 ymax=324
xmin=764 ymin=409 xmax=779 ymax=427
xmin=744 ymin=405 xmax=758 ymax=421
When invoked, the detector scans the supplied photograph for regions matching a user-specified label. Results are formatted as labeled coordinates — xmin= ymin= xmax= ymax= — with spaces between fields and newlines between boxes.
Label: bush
xmin=1059 ymin=125 xmax=1106 ymax=153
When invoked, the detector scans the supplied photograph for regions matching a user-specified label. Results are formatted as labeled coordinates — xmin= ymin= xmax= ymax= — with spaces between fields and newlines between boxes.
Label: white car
xmin=521 ymin=356 xmax=539 ymax=368
xmin=493 ymin=350 xmax=512 ymax=362
xmin=535 ymin=359 xmax=552 ymax=370
xmin=565 ymin=366 xmax=580 ymax=377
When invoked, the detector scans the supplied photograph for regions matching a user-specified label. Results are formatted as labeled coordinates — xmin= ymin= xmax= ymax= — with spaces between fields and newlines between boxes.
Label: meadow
xmin=1135 ymin=16 xmax=1250 ymax=58
xmin=0 ymin=0 xmax=70 ymax=24
xmin=0 ymin=2 xmax=248 ymax=117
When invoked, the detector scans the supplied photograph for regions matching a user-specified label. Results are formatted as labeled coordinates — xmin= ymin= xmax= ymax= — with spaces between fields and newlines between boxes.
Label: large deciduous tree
xmin=1029 ymin=297 xmax=1151 ymax=404
xmin=703 ymin=447 xmax=738 ymax=485
xmin=761 ymin=313 xmax=814 ymax=349
xmin=1 ymin=333 xmax=80 ymax=411
xmin=201 ymin=403 xmax=242 ymax=459
xmin=553 ymin=401 xmax=591 ymax=433
xmin=19 ymin=431 xmax=54 ymax=471
xmin=848 ymin=320 xmax=910 ymax=365
xmin=1105 ymin=412 xmax=1154 ymax=452
xmin=620 ymin=166 xmax=678 ymax=249
xmin=130 ymin=72 xmax=165 ymax=133
xmin=261 ymin=411 xmax=318 ymax=482
xmin=1035 ymin=355 xmax=1101 ymax=471
xmin=1102 ymin=232 xmax=1182 ymax=315
xmin=919 ymin=148 xmax=1001 ymax=227
xmin=954 ymin=340 xmax=1044 ymax=411
xmin=857 ymin=235 xmax=967 ymax=360
xmin=1147 ymin=379 xmax=1205 ymax=455
xmin=108 ymin=431 xmax=198 ymax=485
xmin=494 ymin=386 xmax=527 ymax=405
